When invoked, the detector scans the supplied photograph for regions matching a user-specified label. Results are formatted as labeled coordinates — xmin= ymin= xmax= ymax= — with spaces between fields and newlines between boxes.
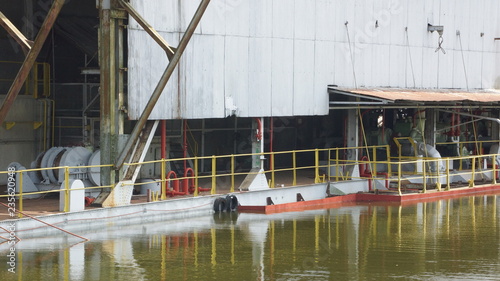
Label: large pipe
xmin=115 ymin=0 xmax=212 ymax=170
xmin=0 ymin=0 xmax=65 ymax=125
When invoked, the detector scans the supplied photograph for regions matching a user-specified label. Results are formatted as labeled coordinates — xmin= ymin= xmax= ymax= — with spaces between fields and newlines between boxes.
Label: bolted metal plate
xmin=102 ymin=180 xmax=134 ymax=207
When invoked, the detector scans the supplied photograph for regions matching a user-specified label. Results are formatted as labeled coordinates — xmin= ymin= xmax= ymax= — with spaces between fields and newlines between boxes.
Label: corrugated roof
xmin=338 ymin=88 xmax=500 ymax=103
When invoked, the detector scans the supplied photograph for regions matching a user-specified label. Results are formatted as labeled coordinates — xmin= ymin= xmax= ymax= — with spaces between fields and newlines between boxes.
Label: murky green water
xmin=2 ymin=194 xmax=500 ymax=280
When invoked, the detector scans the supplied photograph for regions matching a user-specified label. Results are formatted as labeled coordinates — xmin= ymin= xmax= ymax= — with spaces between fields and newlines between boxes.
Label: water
xmin=1 ymin=194 xmax=499 ymax=280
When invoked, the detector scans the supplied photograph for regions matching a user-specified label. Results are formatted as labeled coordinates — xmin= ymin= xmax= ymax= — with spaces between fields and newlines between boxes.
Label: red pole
xmin=161 ymin=120 xmax=166 ymax=159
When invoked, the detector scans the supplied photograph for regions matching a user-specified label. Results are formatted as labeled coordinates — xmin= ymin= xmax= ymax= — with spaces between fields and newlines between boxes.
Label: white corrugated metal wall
xmin=127 ymin=0 xmax=500 ymax=120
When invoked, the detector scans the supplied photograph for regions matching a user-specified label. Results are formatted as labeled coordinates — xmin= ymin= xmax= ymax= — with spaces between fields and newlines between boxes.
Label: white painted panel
xmin=481 ymin=52 xmax=496 ymax=89
xmin=333 ymin=42 xmax=355 ymax=87
xmin=406 ymin=0 xmax=425 ymax=47
xmin=332 ymin=0 xmax=350 ymax=43
xmin=315 ymin=0 xmax=336 ymax=41
xmin=293 ymin=40 xmax=315 ymax=115
xmin=353 ymin=0 xmax=374 ymax=46
xmin=405 ymin=47 xmax=423 ymax=88
xmin=372 ymin=0 xmax=392 ymax=45
xmin=389 ymin=0 xmax=407 ymax=46
xmin=271 ymin=38 xmax=294 ymax=116
xmin=467 ymin=0 xmax=483 ymax=52
xmin=294 ymin=0 xmax=316 ymax=40
xmin=184 ymin=35 xmax=225 ymax=119
xmin=272 ymin=0 xmax=294 ymax=39
xmin=128 ymin=30 xmax=180 ymax=120
xmin=224 ymin=36 xmax=249 ymax=116
xmin=438 ymin=49 xmax=454 ymax=89
xmin=129 ymin=0 xmax=180 ymax=32
xmin=467 ymin=51 xmax=483 ymax=89
xmin=198 ymin=0 xmax=226 ymax=35
xmin=452 ymin=49 xmax=468 ymax=89
xmin=355 ymin=43 xmax=372 ymax=87
xmin=421 ymin=47 xmax=439 ymax=88
xmin=248 ymin=38 xmax=272 ymax=117
xmin=225 ymin=0 xmax=249 ymax=36
xmin=314 ymin=41 xmax=335 ymax=114
xmin=249 ymin=0 xmax=273 ymax=38
xmin=389 ymin=45 xmax=406 ymax=88
xmin=371 ymin=44 xmax=390 ymax=87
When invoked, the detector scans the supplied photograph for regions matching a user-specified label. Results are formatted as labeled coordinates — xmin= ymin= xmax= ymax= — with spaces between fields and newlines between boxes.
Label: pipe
xmin=166 ymin=171 xmax=183 ymax=197
xmin=254 ymin=117 xmax=263 ymax=141
xmin=115 ymin=0 xmax=212 ymax=170
xmin=359 ymin=156 xmax=372 ymax=191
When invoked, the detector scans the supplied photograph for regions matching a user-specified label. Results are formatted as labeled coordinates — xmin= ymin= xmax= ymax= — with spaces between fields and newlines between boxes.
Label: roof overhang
xmin=328 ymin=86 xmax=500 ymax=109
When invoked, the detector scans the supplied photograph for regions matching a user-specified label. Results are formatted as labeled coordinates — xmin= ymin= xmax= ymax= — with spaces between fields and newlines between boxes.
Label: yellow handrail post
xmin=435 ymin=159 xmax=441 ymax=191
xmin=335 ymin=149 xmax=339 ymax=181
xmin=327 ymin=149 xmax=331 ymax=181
xmin=386 ymin=145 xmax=392 ymax=176
xmin=314 ymin=149 xmax=320 ymax=183
xmin=459 ymin=143 xmax=463 ymax=171
xmin=160 ymin=159 xmax=166 ymax=200
xmin=19 ymin=171 xmax=23 ymax=218
xmin=422 ymin=160 xmax=427 ymax=193
xmin=493 ymin=156 xmax=497 ymax=185
xmin=372 ymin=147 xmax=377 ymax=175
xmin=211 ymin=155 xmax=216 ymax=195
xmin=230 ymin=155 xmax=235 ymax=193
xmin=446 ymin=158 xmax=451 ymax=191
xmin=271 ymin=152 xmax=275 ymax=188
xmin=397 ymin=162 xmax=402 ymax=196
xmin=292 ymin=150 xmax=297 ymax=186
xmin=194 ymin=156 xmax=199 ymax=197
xmin=64 ymin=166 xmax=69 ymax=212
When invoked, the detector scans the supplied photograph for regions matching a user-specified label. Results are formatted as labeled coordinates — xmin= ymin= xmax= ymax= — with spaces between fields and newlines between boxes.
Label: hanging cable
xmin=357 ymin=106 xmax=375 ymax=179
xmin=405 ymin=27 xmax=416 ymax=88
xmin=457 ymin=31 xmax=469 ymax=91
xmin=345 ymin=22 xmax=358 ymax=88
xmin=469 ymin=106 xmax=484 ymax=179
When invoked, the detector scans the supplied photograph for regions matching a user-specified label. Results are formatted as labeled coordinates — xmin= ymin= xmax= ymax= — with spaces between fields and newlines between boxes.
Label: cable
xmin=457 ymin=32 xmax=469 ymax=91
xmin=345 ymin=22 xmax=358 ymax=88
xmin=405 ymin=27 xmax=416 ymax=88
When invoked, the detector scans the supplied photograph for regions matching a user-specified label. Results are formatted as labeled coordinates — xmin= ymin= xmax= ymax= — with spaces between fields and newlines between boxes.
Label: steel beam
xmin=0 ymin=11 xmax=32 ymax=53
xmin=118 ymin=0 xmax=176 ymax=58
xmin=115 ymin=0 xmax=211 ymax=170
xmin=0 ymin=0 xmax=65 ymax=125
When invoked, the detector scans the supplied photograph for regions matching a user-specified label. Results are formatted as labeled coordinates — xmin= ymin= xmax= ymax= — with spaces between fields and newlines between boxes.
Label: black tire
xmin=213 ymin=197 xmax=227 ymax=212
xmin=225 ymin=195 xmax=238 ymax=212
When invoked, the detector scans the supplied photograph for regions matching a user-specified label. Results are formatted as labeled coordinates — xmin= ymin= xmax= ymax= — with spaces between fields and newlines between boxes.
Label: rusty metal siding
xmin=343 ymin=88 xmax=500 ymax=103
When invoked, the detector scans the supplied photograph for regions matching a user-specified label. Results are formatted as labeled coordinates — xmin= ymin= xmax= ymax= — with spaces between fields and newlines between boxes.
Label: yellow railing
xmin=0 ymin=61 xmax=50 ymax=97
xmin=1 ymin=145 xmax=499 ymax=217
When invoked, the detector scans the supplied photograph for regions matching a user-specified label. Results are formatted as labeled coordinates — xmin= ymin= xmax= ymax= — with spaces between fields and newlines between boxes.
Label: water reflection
xmin=1 ymin=194 xmax=499 ymax=280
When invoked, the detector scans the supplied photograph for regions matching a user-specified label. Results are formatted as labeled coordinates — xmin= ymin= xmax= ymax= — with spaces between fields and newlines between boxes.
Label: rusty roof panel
xmin=339 ymin=88 xmax=500 ymax=103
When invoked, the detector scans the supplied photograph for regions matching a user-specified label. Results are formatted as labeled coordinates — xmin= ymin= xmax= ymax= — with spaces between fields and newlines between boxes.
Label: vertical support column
xmin=99 ymin=0 xmax=122 ymax=187
xmin=345 ymin=109 xmax=359 ymax=176
xmin=251 ymin=118 xmax=265 ymax=169
xmin=425 ymin=108 xmax=436 ymax=146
